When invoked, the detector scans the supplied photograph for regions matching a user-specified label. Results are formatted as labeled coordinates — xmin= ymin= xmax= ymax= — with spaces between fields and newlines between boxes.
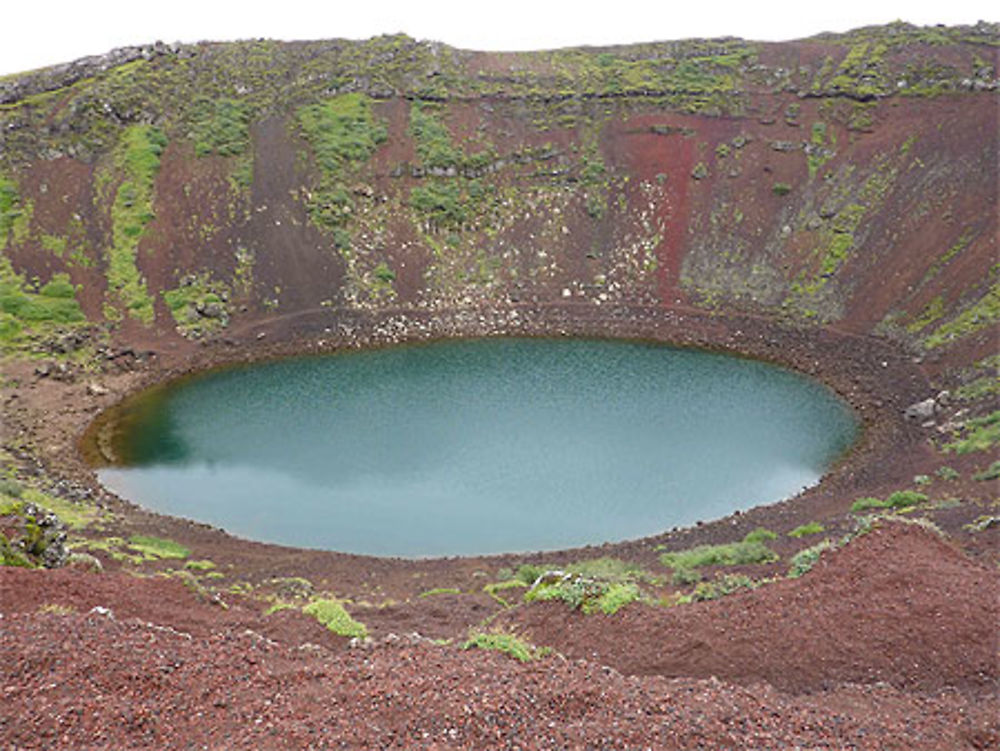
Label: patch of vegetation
xmin=0 ymin=263 xmax=86 ymax=353
xmin=935 ymin=466 xmax=960 ymax=481
xmin=906 ymin=296 xmax=945 ymax=334
xmin=297 ymin=93 xmax=392 ymax=301
xmin=497 ymin=557 xmax=652 ymax=615
xmin=659 ymin=530 xmax=778 ymax=574
xmin=299 ymin=93 xmax=387 ymax=174
xmin=105 ymin=125 xmax=167 ymax=324
xmin=482 ymin=578 xmax=529 ymax=607
xmin=771 ymin=182 xmax=792 ymax=196
xmin=409 ymin=180 xmax=468 ymax=229
xmin=40 ymin=233 xmax=68 ymax=257
xmin=943 ymin=411 xmax=1000 ymax=454
xmin=68 ymin=536 xmax=145 ymax=564
xmin=0 ymin=478 xmax=23 ymax=499
xmin=127 ymin=534 xmax=191 ymax=560
xmin=954 ymin=374 xmax=1000 ymax=403
xmin=162 ymin=272 xmax=231 ymax=339
xmin=743 ymin=527 xmax=778 ymax=544
xmin=850 ymin=490 xmax=929 ymax=512
xmin=826 ymin=42 xmax=891 ymax=99
xmin=409 ymin=101 xmax=463 ymax=169
xmin=20 ymin=487 xmax=99 ymax=531
xmin=920 ymin=228 xmax=974 ymax=286
xmin=788 ymin=522 xmax=825 ymax=538
xmin=462 ymin=629 xmax=550 ymax=662
xmin=525 ymin=575 xmax=641 ymax=615
xmin=922 ymin=283 xmax=1000 ymax=350
xmin=189 ymin=97 xmax=250 ymax=157
xmin=788 ymin=158 xmax=897 ymax=314
xmin=807 ymin=121 xmax=834 ymax=178
xmin=0 ymin=176 xmax=32 ymax=249
xmin=297 ymin=93 xmax=387 ymax=241
xmin=302 ymin=598 xmax=367 ymax=639
xmin=972 ymin=461 xmax=1000 ymax=482
xmin=579 ymin=142 xmax=609 ymax=220
xmin=418 ymin=587 xmax=461 ymax=598
xmin=184 ymin=559 xmax=216 ymax=571
xmin=688 ymin=573 xmax=759 ymax=601
xmin=964 ymin=515 xmax=999 ymax=533
xmin=0 ymin=533 xmax=34 ymax=568
xmin=787 ymin=539 xmax=836 ymax=578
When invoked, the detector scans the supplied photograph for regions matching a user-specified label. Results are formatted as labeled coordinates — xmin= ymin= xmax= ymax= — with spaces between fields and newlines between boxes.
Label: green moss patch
xmin=850 ymin=490 xmax=929 ymax=512
xmin=162 ymin=273 xmax=231 ymax=339
xmin=922 ymin=283 xmax=1000 ymax=350
xmin=943 ymin=411 xmax=1000 ymax=454
xmin=659 ymin=530 xmax=778 ymax=572
xmin=302 ymin=598 xmax=367 ymax=639
xmin=462 ymin=629 xmax=550 ymax=662
xmin=105 ymin=125 xmax=167 ymax=325
xmin=788 ymin=522 xmax=825 ymax=538
xmin=189 ymin=97 xmax=250 ymax=157
xmin=127 ymin=534 xmax=191 ymax=560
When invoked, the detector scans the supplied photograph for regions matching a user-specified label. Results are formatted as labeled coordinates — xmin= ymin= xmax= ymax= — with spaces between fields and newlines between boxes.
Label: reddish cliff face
xmin=0 ymin=24 xmax=996 ymax=386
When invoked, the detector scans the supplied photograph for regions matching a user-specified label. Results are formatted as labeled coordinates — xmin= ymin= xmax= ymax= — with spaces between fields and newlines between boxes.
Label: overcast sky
xmin=3 ymin=0 xmax=996 ymax=76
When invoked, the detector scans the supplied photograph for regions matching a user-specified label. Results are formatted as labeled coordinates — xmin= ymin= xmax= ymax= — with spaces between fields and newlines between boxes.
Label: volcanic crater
xmin=1 ymin=22 xmax=998 ymax=749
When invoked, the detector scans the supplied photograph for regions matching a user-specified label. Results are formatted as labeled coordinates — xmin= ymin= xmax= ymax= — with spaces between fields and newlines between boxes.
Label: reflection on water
xmin=98 ymin=338 xmax=858 ymax=557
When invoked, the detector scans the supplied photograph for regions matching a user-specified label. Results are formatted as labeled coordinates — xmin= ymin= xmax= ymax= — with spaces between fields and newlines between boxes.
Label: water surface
xmin=97 ymin=338 xmax=857 ymax=556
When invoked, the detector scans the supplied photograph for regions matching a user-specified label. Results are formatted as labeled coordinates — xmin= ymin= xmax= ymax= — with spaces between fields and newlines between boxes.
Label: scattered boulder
xmin=904 ymin=397 xmax=940 ymax=422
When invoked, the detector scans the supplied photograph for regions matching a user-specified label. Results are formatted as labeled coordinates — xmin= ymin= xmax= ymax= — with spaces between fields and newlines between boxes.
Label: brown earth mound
xmin=1 ymin=608 xmax=997 ymax=750
xmin=502 ymin=522 xmax=1000 ymax=694
xmin=1 ymin=522 xmax=997 ymax=749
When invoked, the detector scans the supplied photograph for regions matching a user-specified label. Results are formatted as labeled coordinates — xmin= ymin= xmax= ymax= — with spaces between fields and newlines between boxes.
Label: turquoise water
xmin=98 ymin=338 xmax=858 ymax=557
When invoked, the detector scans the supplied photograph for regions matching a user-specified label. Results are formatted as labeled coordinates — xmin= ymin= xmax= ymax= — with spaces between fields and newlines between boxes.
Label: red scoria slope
xmin=1 ymin=523 xmax=997 ymax=749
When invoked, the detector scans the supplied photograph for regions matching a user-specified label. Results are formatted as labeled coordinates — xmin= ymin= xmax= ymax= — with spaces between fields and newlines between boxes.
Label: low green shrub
xmin=851 ymin=496 xmax=887 ymax=512
xmin=851 ymin=490 xmax=927 ymax=512
xmin=592 ymin=582 xmax=641 ymax=614
xmin=788 ymin=539 xmax=835 ymax=578
xmin=788 ymin=522 xmax=825 ymax=538
xmin=418 ymin=587 xmax=461 ymax=598
xmin=886 ymin=490 xmax=929 ymax=507
xmin=525 ymin=575 xmax=604 ymax=611
xmin=0 ymin=478 xmax=24 ymax=498
xmin=515 ymin=563 xmax=543 ymax=585
xmin=743 ymin=527 xmax=778 ymax=544
xmin=1 ymin=533 xmax=34 ymax=568
xmin=943 ymin=411 xmax=1000 ymax=454
xmin=302 ymin=598 xmax=367 ymax=639
xmin=127 ymin=535 xmax=191 ymax=560
xmin=462 ymin=630 xmax=550 ymax=662
xmin=659 ymin=531 xmax=778 ymax=571
xmin=935 ymin=466 xmax=960 ymax=481
xmin=973 ymin=460 xmax=1000 ymax=482
xmin=691 ymin=573 xmax=757 ymax=601
xmin=671 ymin=566 xmax=702 ymax=586
xmin=963 ymin=515 xmax=999 ymax=533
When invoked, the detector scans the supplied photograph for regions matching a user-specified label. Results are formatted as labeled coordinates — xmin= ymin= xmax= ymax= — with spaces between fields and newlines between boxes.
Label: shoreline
xmin=7 ymin=302 xmax=934 ymax=570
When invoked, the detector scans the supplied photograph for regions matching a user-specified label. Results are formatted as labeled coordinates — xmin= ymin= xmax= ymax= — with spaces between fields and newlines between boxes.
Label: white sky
xmin=3 ymin=0 xmax=996 ymax=76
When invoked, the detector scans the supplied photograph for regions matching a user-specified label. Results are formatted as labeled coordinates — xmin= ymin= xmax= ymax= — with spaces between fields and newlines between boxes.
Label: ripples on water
xmin=99 ymin=338 xmax=858 ymax=556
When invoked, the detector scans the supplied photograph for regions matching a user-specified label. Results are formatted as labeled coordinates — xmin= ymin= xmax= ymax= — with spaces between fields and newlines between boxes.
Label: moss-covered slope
xmin=0 ymin=23 xmax=996 ymax=393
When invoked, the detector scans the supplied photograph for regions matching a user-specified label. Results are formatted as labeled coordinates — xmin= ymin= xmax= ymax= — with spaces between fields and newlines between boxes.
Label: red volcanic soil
xmin=2 ymin=522 xmax=997 ymax=749
xmin=502 ymin=523 xmax=1000 ymax=695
